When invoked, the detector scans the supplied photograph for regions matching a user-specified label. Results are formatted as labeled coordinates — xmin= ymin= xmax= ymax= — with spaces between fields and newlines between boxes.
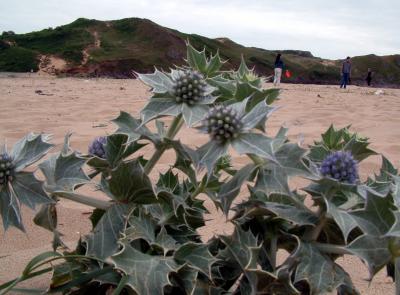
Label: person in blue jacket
xmin=340 ymin=56 xmax=352 ymax=89
xmin=273 ymin=53 xmax=284 ymax=86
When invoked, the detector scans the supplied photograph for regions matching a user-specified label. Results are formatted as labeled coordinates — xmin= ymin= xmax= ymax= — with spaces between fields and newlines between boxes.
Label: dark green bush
xmin=0 ymin=46 xmax=39 ymax=71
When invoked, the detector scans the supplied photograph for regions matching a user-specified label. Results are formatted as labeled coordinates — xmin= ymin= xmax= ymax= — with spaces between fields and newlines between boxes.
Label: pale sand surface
xmin=1 ymin=75 xmax=399 ymax=293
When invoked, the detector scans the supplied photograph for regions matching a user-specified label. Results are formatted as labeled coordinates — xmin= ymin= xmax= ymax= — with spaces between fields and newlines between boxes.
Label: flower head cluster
xmin=88 ymin=136 xmax=107 ymax=158
xmin=203 ymin=105 xmax=243 ymax=144
xmin=0 ymin=153 xmax=14 ymax=186
xmin=320 ymin=151 xmax=358 ymax=184
xmin=172 ymin=70 xmax=207 ymax=105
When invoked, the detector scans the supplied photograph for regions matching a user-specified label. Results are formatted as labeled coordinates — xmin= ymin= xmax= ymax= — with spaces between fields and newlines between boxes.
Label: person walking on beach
xmin=366 ymin=68 xmax=372 ymax=86
xmin=340 ymin=56 xmax=351 ymax=89
xmin=273 ymin=54 xmax=284 ymax=86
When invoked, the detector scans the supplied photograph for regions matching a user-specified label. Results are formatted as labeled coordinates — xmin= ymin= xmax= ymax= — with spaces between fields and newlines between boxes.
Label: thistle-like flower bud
xmin=204 ymin=106 xmax=243 ymax=144
xmin=172 ymin=70 xmax=207 ymax=105
xmin=0 ymin=153 xmax=14 ymax=186
xmin=320 ymin=151 xmax=358 ymax=184
xmin=88 ymin=136 xmax=107 ymax=158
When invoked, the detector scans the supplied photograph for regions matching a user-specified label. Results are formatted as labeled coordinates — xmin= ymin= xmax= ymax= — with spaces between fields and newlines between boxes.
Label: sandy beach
xmin=0 ymin=74 xmax=399 ymax=293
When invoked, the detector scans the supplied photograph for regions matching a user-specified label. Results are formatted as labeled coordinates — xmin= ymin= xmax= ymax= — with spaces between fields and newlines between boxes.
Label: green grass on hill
xmin=1 ymin=19 xmax=94 ymax=64
xmin=0 ymin=46 xmax=39 ymax=72
xmin=352 ymin=55 xmax=400 ymax=84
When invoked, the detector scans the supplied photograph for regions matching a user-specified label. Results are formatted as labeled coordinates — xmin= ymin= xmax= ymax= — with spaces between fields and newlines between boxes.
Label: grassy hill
xmin=1 ymin=17 xmax=399 ymax=86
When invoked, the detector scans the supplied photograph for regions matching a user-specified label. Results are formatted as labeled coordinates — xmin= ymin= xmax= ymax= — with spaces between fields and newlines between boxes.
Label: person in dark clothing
xmin=340 ymin=56 xmax=351 ymax=89
xmin=273 ymin=54 xmax=284 ymax=86
xmin=366 ymin=68 xmax=372 ymax=86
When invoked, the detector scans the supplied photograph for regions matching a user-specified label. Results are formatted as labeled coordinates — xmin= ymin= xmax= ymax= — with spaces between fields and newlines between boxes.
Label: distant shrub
xmin=61 ymin=49 xmax=84 ymax=64
xmin=113 ymin=18 xmax=138 ymax=33
xmin=0 ymin=40 xmax=10 ymax=50
xmin=0 ymin=46 xmax=39 ymax=71
xmin=3 ymin=27 xmax=93 ymax=64
xmin=1 ymin=31 xmax=15 ymax=36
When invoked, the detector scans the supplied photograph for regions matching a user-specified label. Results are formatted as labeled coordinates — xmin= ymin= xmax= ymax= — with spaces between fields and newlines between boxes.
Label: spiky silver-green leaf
xmin=39 ymin=151 xmax=89 ymax=193
xmin=137 ymin=69 xmax=174 ymax=93
xmin=294 ymin=242 xmax=358 ymax=294
xmin=112 ymin=111 xmax=161 ymax=144
xmin=85 ymin=204 xmax=129 ymax=260
xmin=174 ymin=242 xmax=218 ymax=278
xmin=350 ymin=192 xmax=395 ymax=236
xmin=105 ymin=160 xmax=156 ymax=203
xmin=0 ymin=186 xmax=23 ymax=231
xmin=111 ymin=240 xmax=179 ymax=295
xmin=11 ymin=133 xmax=53 ymax=172
xmin=219 ymin=164 xmax=257 ymax=215
xmin=346 ymin=235 xmax=392 ymax=278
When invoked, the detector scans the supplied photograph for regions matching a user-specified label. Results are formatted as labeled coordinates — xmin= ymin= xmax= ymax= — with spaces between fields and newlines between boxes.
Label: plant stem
xmin=312 ymin=213 xmax=327 ymax=240
xmin=0 ymin=254 xmax=109 ymax=293
xmin=54 ymin=192 xmax=110 ymax=210
xmin=191 ymin=183 xmax=205 ymax=199
xmin=314 ymin=243 xmax=351 ymax=255
xmin=304 ymin=209 xmax=327 ymax=241
xmin=270 ymin=236 xmax=277 ymax=270
xmin=71 ymin=171 xmax=100 ymax=191
xmin=305 ymin=187 xmax=336 ymax=241
xmin=0 ymin=277 xmax=22 ymax=295
xmin=166 ymin=114 xmax=185 ymax=139
xmin=144 ymin=114 xmax=184 ymax=175
xmin=29 ymin=254 xmax=106 ymax=274
xmin=113 ymin=275 xmax=129 ymax=295
xmin=143 ymin=148 xmax=164 ymax=175
xmin=0 ymin=268 xmax=52 ymax=295
xmin=247 ymin=154 xmax=265 ymax=166
xmin=396 ymin=257 xmax=400 ymax=295
xmin=49 ymin=266 xmax=113 ymax=293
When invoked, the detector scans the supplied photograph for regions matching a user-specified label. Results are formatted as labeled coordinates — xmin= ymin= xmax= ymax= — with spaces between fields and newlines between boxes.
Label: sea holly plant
xmin=138 ymin=68 xmax=217 ymax=127
xmin=196 ymin=98 xmax=278 ymax=175
xmin=2 ymin=44 xmax=400 ymax=295
xmin=0 ymin=133 xmax=53 ymax=231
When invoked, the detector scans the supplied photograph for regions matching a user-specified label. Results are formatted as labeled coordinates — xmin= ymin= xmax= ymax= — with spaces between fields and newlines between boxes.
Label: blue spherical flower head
xmin=320 ymin=151 xmax=358 ymax=184
xmin=88 ymin=136 xmax=107 ymax=158
xmin=0 ymin=153 xmax=14 ymax=186
xmin=172 ymin=70 xmax=207 ymax=105
xmin=203 ymin=105 xmax=243 ymax=144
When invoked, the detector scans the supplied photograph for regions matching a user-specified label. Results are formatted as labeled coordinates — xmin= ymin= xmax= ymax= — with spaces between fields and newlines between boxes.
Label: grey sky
xmin=0 ymin=0 xmax=399 ymax=59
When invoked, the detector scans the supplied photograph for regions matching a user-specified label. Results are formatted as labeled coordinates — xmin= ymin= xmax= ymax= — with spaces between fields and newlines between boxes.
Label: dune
xmin=0 ymin=74 xmax=399 ymax=293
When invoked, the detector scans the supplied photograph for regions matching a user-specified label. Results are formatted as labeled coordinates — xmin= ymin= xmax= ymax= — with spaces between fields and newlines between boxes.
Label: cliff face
xmin=1 ymin=17 xmax=399 ymax=86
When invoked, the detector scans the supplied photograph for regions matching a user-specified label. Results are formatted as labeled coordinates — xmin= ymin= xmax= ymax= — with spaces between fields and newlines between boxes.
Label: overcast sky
xmin=0 ymin=0 xmax=399 ymax=59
